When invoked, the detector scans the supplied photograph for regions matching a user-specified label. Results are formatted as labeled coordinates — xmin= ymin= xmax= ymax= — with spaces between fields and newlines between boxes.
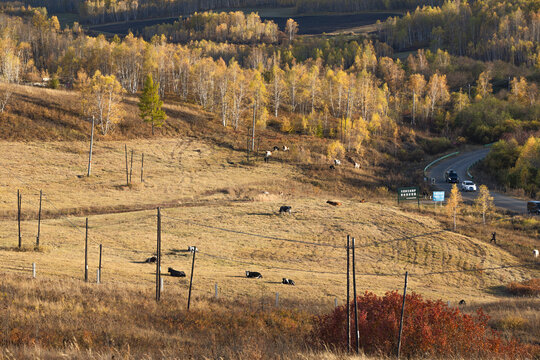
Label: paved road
xmin=426 ymin=148 xmax=529 ymax=214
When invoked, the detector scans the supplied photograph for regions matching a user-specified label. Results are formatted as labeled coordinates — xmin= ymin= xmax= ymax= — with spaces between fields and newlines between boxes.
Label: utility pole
xmin=347 ymin=235 xmax=351 ymax=353
xmin=397 ymin=272 xmax=409 ymax=359
xmin=156 ymin=207 xmax=161 ymax=302
xmin=352 ymin=237 xmax=359 ymax=354
xmin=84 ymin=218 xmax=88 ymax=282
xmin=251 ymin=102 xmax=256 ymax=152
xmin=17 ymin=190 xmax=21 ymax=249
xmin=36 ymin=190 xmax=42 ymax=247
xmin=87 ymin=116 xmax=95 ymax=177
xmin=187 ymin=246 xmax=197 ymax=310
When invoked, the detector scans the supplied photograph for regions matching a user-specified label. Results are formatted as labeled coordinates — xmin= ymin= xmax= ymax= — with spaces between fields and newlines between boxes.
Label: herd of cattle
xmin=143 ymin=252 xmax=295 ymax=285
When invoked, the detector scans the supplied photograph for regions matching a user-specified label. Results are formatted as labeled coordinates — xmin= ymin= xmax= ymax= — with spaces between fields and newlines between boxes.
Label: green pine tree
xmin=139 ymin=74 xmax=166 ymax=135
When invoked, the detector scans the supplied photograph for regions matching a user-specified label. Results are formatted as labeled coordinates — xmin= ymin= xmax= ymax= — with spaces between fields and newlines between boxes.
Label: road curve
xmin=426 ymin=148 xmax=529 ymax=214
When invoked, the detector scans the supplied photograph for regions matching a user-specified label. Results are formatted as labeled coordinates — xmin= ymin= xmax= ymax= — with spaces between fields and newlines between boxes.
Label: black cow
xmin=144 ymin=256 xmax=157 ymax=263
xmin=168 ymin=267 xmax=186 ymax=277
xmin=282 ymin=278 xmax=295 ymax=285
xmin=279 ymin=206 xmax=292 ymax=214
xmin=246 ymin=271 xmax=262 ymax=278
xmin=459 ymin=299 xmax=466 ymax=305
xmin=273 ymin=146 xmax=280 ymax=151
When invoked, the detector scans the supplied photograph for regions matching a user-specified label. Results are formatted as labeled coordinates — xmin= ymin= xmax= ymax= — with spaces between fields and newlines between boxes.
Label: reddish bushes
xmin=311 ymin=291 xmax=533 ymax=358
xmin=506 ymin=278 xmax=540 ymax=296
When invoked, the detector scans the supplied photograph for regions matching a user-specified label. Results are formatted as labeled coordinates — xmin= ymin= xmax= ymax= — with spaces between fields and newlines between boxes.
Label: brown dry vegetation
xmin=0 ymin=84 xmax=539 ymax=358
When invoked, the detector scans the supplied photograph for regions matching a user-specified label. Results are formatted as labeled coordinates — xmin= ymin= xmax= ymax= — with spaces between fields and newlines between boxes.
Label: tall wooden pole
xmin=187 ymin=247 xmax=196 ymax=310
xmin=397 ymin=272 xmax=409 ymax=359
xmin=156 ymin=207 xmax=161 ymax=302
xmin=347 ymin=235 xmax=351 ymax=353
xmin=251 ymin=102 xmax=256 ymax=151
xmin=124 ymin=144 xmax=129 ymax=186
xmin=352 ymin=237 xmax=359 ymax=354
xmin=141 ymin=153 xmax=144 ymax=182
xmin=129 ymin=149 xmax=134 ymax=184
xmin=84 ymin=218 xmax=88 ymax=282
xmin=87 ymin=116 xmax=94 ymax=177
xmin=17 ymin=190 xmax=21 ymax=249
xmin=36 ymin=190 xmax=42 ymax=247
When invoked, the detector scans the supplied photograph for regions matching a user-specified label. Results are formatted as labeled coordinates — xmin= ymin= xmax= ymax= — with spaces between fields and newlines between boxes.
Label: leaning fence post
xmin=397 ymin=271 xmax=409 ymax=359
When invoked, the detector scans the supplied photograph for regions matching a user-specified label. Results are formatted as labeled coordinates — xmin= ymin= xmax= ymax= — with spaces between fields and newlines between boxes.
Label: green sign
xmin=398 ymin=187 xmax=420 ymax=206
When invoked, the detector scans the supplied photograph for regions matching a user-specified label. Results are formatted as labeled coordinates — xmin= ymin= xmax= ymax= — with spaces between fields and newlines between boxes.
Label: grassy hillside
xmin=0 ymin=84 xmax=538 ymax=359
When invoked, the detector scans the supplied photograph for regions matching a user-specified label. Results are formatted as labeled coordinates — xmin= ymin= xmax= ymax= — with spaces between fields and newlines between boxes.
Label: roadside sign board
xmin=433 ymin=191 xmax=445 ymax=202
xmin=398 ymin=187 xmax=420 ymax=205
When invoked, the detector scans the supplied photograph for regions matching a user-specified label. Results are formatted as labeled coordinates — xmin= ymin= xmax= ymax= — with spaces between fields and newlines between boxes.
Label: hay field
xmin=0 ymin=139 xmax=536 ymax=307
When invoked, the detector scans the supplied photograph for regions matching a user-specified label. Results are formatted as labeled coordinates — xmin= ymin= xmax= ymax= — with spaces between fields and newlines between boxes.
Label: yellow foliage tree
xmin=446 ymin=184 xmax=463 ymax=231
xmin=474 ymin=185 xmax=494 ymax=225
xmin=327 ymin=140 xmax=345 ymax=160
xmin=81 ymin=70 xmax=125 ymax=135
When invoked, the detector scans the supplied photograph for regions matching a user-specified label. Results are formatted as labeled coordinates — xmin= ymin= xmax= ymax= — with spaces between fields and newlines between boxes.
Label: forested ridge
xmin=378 ymin=0 xmax=540 ymax=65
xmin=19 ymin=0 xmax=441 ymax=24
xmin=0 ymin=4 xmax=538 ymax=194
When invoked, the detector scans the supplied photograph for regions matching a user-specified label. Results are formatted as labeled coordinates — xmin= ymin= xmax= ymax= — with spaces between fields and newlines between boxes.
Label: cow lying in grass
xmin=144 ymin=256 xmax=157 ymax=263
xmin=246 ymin=271 xmax=262 ymax=278
xmin=168 ymin=268 xmax=186 ymax=277
xmin=282 ymin=278 xmax=295 ymax=285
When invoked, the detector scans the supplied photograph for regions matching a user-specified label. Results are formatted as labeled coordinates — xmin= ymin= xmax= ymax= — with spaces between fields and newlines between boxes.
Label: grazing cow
xmin=459 ymin=299 xmax=466 ymax=305
xmin=334 ymin=159 xmax=341 ymax=166
xmin=354 ymin=162 xmax=360 ymax=169
xmin=279 ymin=206 xmax=292 ymax=214
xmin=327 ymin=200 xmax=341 ymax=206
xmin=144 ymin=256 xmax=157 ymax=263
xmin=282 ymin=146 xmax=290 ymax=151
xmin=246 ymin=271 xmax=262 ymax=278
xmin=168 ymin=267 xmax=186 ymax=277
xmin=282 ymin=278 xmax=295 ymax=285
xmin=533 ymin=249 xmax=539 ymax=258
xmin=264 ymin=151 xmax=272 ymax=163
xmin=360 ymin=199 xmax=366 ymax=203
xmin=273 ymin=146 xmax=280 ymax=151
xmin=329 ymin=165 xmax=336 ymax=170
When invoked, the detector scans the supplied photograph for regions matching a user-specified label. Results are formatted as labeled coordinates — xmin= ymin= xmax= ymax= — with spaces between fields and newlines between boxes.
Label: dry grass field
xmin=0 ymin=84 xmax=538 ymax=358
xmin=0 ymin=138 xmax=536 ymax=305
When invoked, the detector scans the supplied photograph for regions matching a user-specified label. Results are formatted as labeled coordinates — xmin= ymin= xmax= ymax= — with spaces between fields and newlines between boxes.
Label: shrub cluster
xmin=311 ymin=291 xmax=534 ymax=358
xmin=506 ymin=278 xmax=540 ymax=297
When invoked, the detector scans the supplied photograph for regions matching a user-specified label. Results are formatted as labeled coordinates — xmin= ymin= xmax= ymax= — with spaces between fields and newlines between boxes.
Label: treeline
xmin=19 ymin=0 xmax=439 ymax=24
xmin=377 ymin=0 xmax=540 ymax=65
xmin=142 ymin=11 xmax=281 ymax=44
xmin=482 ymin=136 xmax=540 ymax=196
xmin=0 ymin=10 xmax=538 ymax=157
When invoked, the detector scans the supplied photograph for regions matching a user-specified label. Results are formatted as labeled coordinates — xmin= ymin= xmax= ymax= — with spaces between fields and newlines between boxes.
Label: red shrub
xmin=311 ymin=291 xmax=532 ymax=358
xmin=507 ymin=278 xmax=540 ymax=296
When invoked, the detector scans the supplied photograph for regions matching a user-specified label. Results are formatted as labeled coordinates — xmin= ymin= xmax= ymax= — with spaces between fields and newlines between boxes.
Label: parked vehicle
xmin=445 ymin=170 xmax=459 ymax=183
xmin=527 ymin=201 xmax=540 ymax=214
xmin=460 ymin=180 xmax=477 ymax=192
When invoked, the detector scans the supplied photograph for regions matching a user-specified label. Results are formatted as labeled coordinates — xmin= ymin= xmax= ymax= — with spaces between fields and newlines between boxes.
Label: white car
xmin=460 ymin=180 xmax=477 ymax=192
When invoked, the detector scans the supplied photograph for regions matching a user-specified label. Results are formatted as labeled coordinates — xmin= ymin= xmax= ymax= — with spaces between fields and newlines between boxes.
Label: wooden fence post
xmin=156 ymin=207 xmax=161 ymax=302
xmin=32 ymin=263 xmax=36 ymax=278
xmin=129 ymin=149 xmax=134 ymax=184
xmin=275 ymin=292 xmax=279 ymax=307
xmin=36 ymin=190 xmax=42 ymax=247
xmin=396 ymin=272 xmax=409 ymax=359
xmin=141 ymin=153 xmax=144 ymax=182
xmin=17 ymin=190 xmax=21 ymax=249
xmin=187 ymin=246 xmax=197 ymax=310
xmin=347 ymin=235 xmax=351 ymax=353
xmin=84 ymin=218 xmax=88 ymax=282
xmin=124 ymin=144 xmax=129 ymax=186
xmin=352 ymin=237 xmax=359 ymax=354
